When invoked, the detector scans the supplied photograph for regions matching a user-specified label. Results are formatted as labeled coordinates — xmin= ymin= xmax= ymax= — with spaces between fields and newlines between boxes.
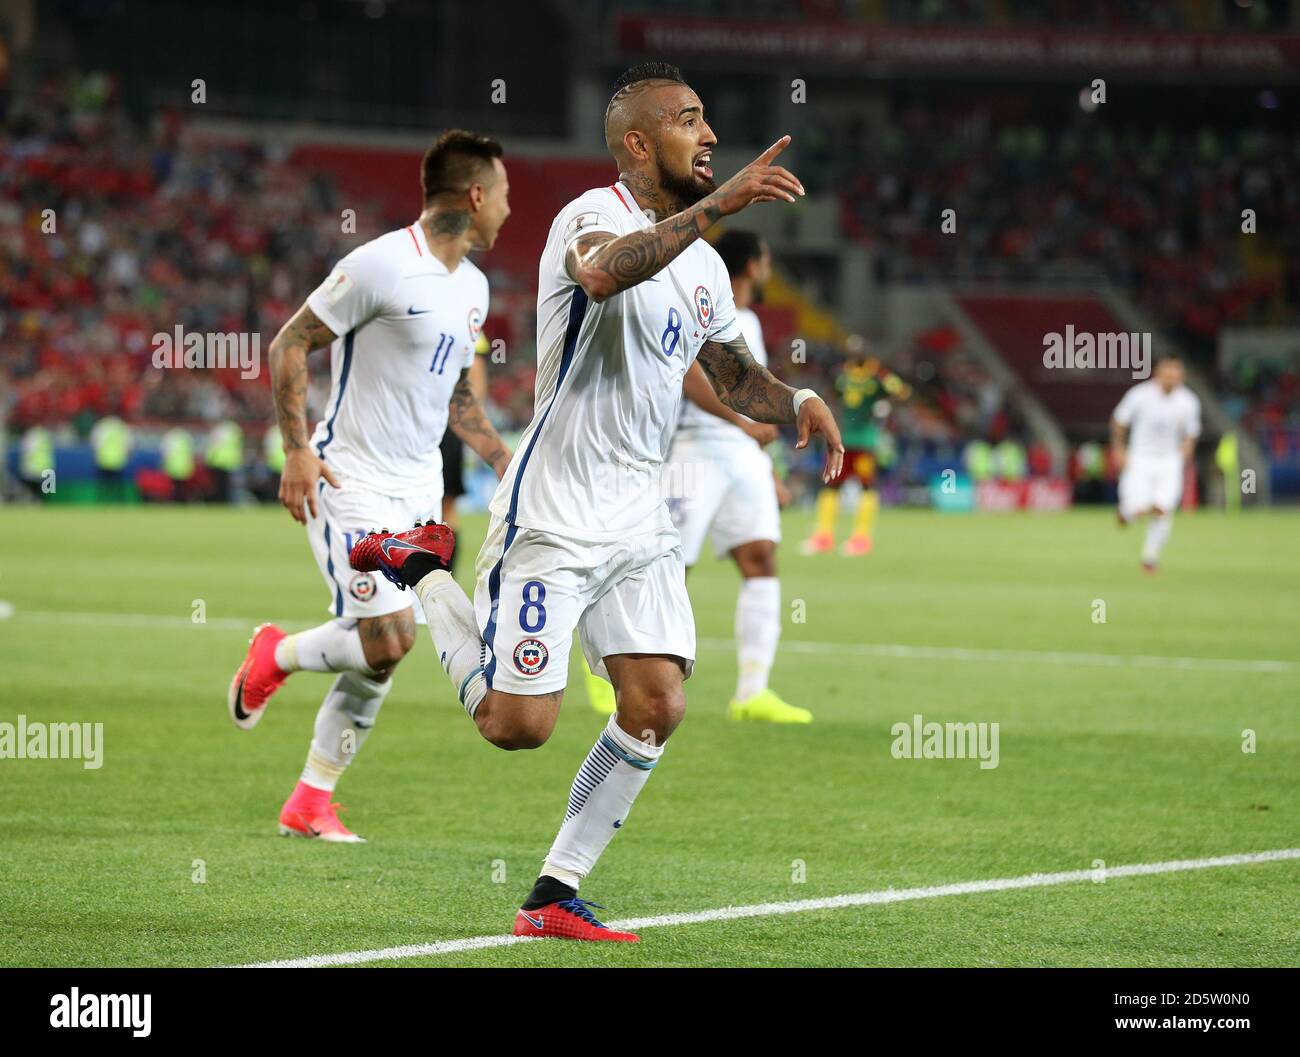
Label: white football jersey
xmin=305 ymin=223 xmax=488 ymax=497
xmin=1113 ymin=380 xmax=1201 ymax=460
xmin=490 ymin=182 xmax=740 ymax=540
xmin=676 ymin=304 xmax=767 ymax=444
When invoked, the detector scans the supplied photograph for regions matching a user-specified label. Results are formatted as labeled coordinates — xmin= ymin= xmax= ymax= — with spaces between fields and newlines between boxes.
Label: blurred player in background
xmin=439 ymin=330 xmax=492 ymax=572
xmin=1111 ymin=355 xmax=1201 ymax=573
xmin=350 ymin=63 xmax=842 ymax=941
xmin=802 ymin=342 xmax=908 ymax=556
xmin=585 ymin=229 xmax=810 ymax=724
xmin=225 ymin=131 xmax=513 ymax=842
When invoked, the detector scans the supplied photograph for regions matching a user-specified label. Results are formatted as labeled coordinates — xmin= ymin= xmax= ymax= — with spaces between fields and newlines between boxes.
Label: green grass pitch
xmin=0 ymin=504 xmax=1297 ymax=967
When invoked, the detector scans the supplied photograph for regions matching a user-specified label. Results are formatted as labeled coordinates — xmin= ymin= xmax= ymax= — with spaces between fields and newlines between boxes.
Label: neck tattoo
xmin=428 ymin=210 xmax=471 ymax=237
xmin=619 ymin=170 xmax=677 ymax=221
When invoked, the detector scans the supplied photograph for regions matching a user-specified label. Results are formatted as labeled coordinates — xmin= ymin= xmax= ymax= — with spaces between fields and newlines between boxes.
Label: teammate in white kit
xmin=350 ymin=63 xmax=843 ymax=941
xmin=225 ymin=131 xmax=513 ymax=842
xmin=1111 ymin=355 xmax=1201 ymax=572
xmin=649 ymin=229 xmax=809 ymax=723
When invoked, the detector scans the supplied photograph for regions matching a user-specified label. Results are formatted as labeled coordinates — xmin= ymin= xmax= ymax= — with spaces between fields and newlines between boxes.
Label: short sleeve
xmin=1113 ymin=387 xmax=1138 ymax=427
xmin=462 ymin=275 xmax=490 ymax=372
xmin=306 ymin=247 xmax=392 ymax=337
xmin=551 ymin=193 xmax=622 ymax=285
xmin=705 ymin=255 xmax=742 ymax=344
xmin=561 ymin=196 xmax=620 ymax=250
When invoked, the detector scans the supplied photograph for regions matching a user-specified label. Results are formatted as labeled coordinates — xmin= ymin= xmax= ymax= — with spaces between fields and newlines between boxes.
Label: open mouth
xmin=693 ymin=151 xmax=713 ymax=180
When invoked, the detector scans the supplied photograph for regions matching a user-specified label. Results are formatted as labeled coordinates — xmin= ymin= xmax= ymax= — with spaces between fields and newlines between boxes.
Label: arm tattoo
xmin=567 ymin=196 xmax=722 ymax=296
xmin=447 ymin=368 xmax=511 ymax=475
xmin=696 ymin=336 xmax=796 ymax=424
xmin=269 ymin=304 xmax=336 ymax=451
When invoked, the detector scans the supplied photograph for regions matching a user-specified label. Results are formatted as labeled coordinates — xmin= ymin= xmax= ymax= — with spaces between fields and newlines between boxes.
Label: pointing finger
xmin=755 ymin=135 xmax=791 ymax=165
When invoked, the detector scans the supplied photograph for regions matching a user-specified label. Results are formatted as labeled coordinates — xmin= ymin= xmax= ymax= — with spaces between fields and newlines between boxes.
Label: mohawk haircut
xmin=420 ymin=129 xmax=503 ymax=204
xmin=604 ymin=63 xmax=689 ymax=156
xmin=612 ymin=62 xmax=685 ymax=93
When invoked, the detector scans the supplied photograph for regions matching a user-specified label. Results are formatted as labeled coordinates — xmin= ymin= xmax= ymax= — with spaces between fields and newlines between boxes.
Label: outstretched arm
xmin=682 ymin=363 xmax=779 ymax=446
xmin=269 ymin=303 xmax=341 ymax=523
xmin=566 ymin=136 xmax=803 ymax=303
xmin=567 ymin=213 xmax=717 ymax=304
xmin=447 ymin=368 xmax=511 ymax=479
xmin=696 ymin=335 xmax=844 ymax=483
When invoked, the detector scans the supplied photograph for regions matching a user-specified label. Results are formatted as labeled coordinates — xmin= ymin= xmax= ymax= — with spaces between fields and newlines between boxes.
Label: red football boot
xmin=228 ymin=623 xmax=289 ymax=730
xmin=349 ymin=521 xmax=456 ymax=589
xmin=840 ymin=534 xmax=873 ymax=557
xmin=278 ymin=781 xmax=365 ymax=843
xmin=513 ymin=898 xmax=640 ymax=943
xmin=799 ymin=530 xmax=834 ymax=555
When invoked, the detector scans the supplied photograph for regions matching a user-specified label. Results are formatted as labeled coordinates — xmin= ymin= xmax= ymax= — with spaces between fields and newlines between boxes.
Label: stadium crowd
xmin=834 ymin=106 xmax=1300 ymax=358
xmin=3 ymin=71 xmax=1293 ymax=503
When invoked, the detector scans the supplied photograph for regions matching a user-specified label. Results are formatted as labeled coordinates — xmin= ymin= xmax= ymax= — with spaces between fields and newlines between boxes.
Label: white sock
xmin=735 ymin=576 xmax=780 ymax=701
xmin=541 ymin=715 xmax=663 ymax=884
xmin=1142 ymin=513 xmax=1174 ymax=564
xmin=414 ymin=570 xmax=488 ymax=718
xmin=276 ymin=619 xmax=374 ymax=674
xmin=300 ymin=670 xmax=392 ymax=791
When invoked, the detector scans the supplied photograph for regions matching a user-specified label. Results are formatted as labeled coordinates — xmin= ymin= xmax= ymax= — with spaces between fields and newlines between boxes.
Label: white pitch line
xmin=697 ymin=637 xmax=1298 ymax=675
xmin=7 ymin=609 xmax=1295 ymax=675
xmin=238 ymin=848 xmax=1300 ymax=968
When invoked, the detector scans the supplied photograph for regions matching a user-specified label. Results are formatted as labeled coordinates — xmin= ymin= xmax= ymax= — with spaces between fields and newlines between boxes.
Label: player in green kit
xmin=801 ymin=349 xmax=907 ymax=556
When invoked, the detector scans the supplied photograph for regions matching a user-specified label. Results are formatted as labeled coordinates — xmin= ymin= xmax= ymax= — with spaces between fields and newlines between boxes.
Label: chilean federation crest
xmin=349 ymin=572 xmax=377 ymax=602
xmin=513 ymin=638 xmax=549 ymax=676
xmin=693 ymin=285 xmax=713 ymax=328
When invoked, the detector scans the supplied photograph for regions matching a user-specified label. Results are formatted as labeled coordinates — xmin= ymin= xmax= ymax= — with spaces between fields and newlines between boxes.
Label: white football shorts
xmin=1118 ymin=455 xmax=1183 ymax=518
xmin=474 ymin=515 xmax=695 ymax=695
xmin=663 ymin=434 xmax=781 ymax=565
xmin=305 ymin=479 xmax=442 ymax=622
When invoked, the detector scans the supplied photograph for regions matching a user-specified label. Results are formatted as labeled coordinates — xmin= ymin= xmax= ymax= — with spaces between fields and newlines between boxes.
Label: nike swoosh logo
xmin=233 ymin=671 xmax=251 ymax=721
xmin=407 ymin=306 xmax=431 ymax=315
xmin=521 ymin=912 xmax=544 ymax=930
xmin=379 ymin=537 xmax=437 ymax=561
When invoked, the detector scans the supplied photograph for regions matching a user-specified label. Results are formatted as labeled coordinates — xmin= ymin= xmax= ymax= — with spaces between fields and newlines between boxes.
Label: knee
xmin=475 ymin=696 xmax=554 ymax=751
xmin=362 ymin=625 xmax=417 ymax=671
xmin=734 ymin=541 xmax=777 ymax=579
xmin=619 ymin=683 xmax=686 ymax=744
